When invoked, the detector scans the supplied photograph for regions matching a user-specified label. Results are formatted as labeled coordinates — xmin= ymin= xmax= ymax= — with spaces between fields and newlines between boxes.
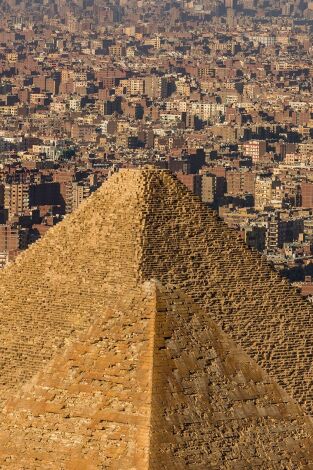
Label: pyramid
xmin=0 ymin=282 xmax=312 ymax=469
xmin=0 ymin=168 xmax=312 ymax=466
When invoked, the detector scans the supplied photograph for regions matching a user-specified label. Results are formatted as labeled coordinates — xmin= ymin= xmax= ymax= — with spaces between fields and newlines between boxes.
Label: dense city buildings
xmin=0 ymin=0 xmax=313 ymax=298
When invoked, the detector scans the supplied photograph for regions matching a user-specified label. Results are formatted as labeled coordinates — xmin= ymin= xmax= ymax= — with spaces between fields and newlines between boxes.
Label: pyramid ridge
xmin=0 ymin=168 xmax=156 ymax=403
xmin=0 ymin=281 xmax=312 ymax=468
xmin=136 ymin=169 xmax=313 ymax=413
xmin=0 ymin=168 xmax=313 ymax=413
xmin=149 ymin=282 xmax=313 ymax=468
xmin=0 ymin=167 xmax=313 ymax=466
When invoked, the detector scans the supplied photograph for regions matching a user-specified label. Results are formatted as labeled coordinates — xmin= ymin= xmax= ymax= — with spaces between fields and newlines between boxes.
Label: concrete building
xmin=4 ymin=183 xmax=30 ymax=217
xmin=301 ymin=182 xmax=313 ymax=208
xmin=144 ymin=76 xmax=168 ymax=99
xmin=243 ymin=140 xmax=267 ymax=163
xmin=202 ymin=173 xmax=226 ymax=206
xmin=254 ymin=176 xmax=272 ymax=211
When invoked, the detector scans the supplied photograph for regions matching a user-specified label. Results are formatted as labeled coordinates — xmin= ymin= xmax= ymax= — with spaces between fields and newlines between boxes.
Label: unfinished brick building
xmin=0 ymin=168 xmax=312 ymax=468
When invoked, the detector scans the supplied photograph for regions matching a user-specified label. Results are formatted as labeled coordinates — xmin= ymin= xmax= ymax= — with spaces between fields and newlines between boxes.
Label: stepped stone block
xmin=0 ymin=168 xmax=312 ymax=466
xmin=0 ymin=282 xmax=312 ymax=468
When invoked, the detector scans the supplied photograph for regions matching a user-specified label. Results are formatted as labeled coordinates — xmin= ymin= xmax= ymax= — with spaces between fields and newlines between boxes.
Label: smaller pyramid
xmin=0 ymin=282 xmax=312 ymax=469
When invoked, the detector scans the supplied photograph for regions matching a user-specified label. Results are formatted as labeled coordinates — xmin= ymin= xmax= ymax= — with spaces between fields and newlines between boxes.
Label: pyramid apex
xmin=0 ymin=159 xmax=313 ymax=465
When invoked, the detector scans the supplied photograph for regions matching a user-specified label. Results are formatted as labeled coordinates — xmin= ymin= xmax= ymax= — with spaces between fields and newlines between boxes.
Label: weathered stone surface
xmin=1 ymin=167 xmax=312 ymax=412
xmin=0 ymin=168 xmax=312 ymax=467
xmin=140 ymin=169 xmax=313 ymax=414
xmin=0 ymin=169 xmax=147 ymax=405
xmin=150 ymin=284 xmax=313 ymax=469
xmin=0 ymin=286 xmax=155 ymax=469
xmin=0 ymin=282 xmax=312 ymax=468
xmin=1 ymin=168 xmax=313 ymax=413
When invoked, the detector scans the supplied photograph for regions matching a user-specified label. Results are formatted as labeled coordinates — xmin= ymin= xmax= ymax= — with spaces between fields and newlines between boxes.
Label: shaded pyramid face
xmin=0 ymin=282 xmax=312 ymax=469
xmin=0 ymin=168 xmax=312 ymax=466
